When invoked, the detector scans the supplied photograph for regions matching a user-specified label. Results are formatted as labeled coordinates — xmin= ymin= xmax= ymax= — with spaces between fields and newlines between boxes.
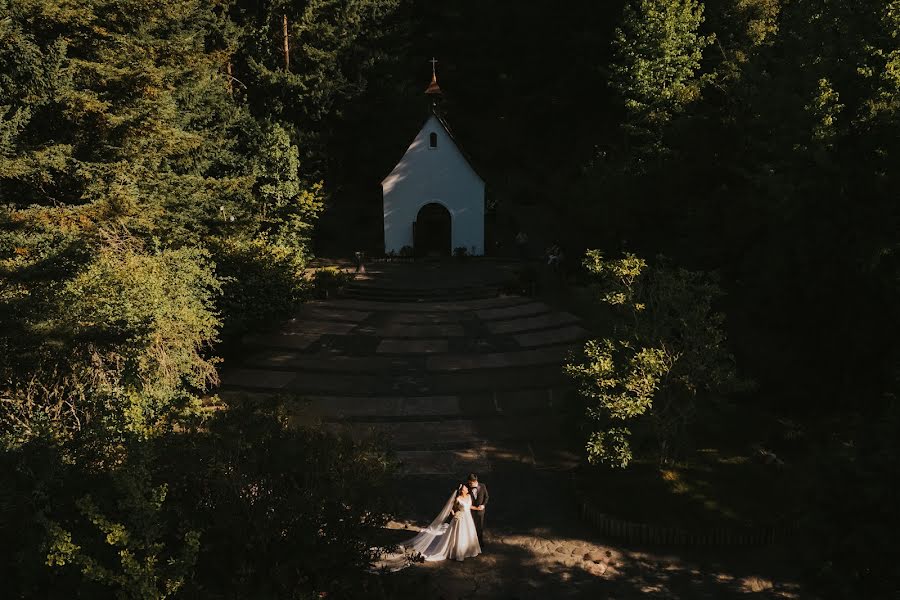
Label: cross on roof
xmin=425 ymin=57 xmax=443 ymax=96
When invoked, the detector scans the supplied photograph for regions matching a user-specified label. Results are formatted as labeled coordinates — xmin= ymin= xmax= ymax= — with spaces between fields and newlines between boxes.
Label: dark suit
xmin=467 ymin=482 xmax=489 ymax=546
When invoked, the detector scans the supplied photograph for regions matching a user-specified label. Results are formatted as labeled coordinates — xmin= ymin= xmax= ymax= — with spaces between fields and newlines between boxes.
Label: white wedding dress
xmin=406 ymin=494 xmax=481 ymax=562
xmin=372 ymin=491 xmax=481 ymax=571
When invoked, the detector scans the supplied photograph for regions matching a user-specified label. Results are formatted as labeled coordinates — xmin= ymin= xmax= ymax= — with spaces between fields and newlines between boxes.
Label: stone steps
xmin=296 ymin=388 xmax=570 ymax=420
xmin=425 ymin=344 xmax=576 ymax=371
xmin=394 ymin=448 xmax=493 ymax=475
xmin=221 ymin=364 xmax=568 ymax=396
xmin=486 ymin=311 xmax=580 ymax=335
xmin=368 ymin=322 xmax=467 ymax=338
xmin=513 ymin=325 xmax=590 ymax=348
xmin=474 ymin=302 xmax=552 ymax=321
xmin=341 ymin=284 xmax=499 ymax=303
xmin=216 ymin=263 xmax=589 ymax=476
xmin=321 ymin=296 xmax=530 ymax=313
xmin=291 ymin=305 xmax=372 ymax=322
xmin=394 ymin=442 xmax=581 ymax=475
xmin=324 ymin=414 xmax=562 ymax=450
xmin=344 ymin=281 xmax=496 ymax=294
xmin=243 ymin=350 xmax=419 ymax=373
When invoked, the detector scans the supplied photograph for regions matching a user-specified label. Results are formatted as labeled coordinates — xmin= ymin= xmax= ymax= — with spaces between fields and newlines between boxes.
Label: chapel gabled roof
xmin=380 ymin=105 xmax=484 ymax=186
xmin=381 ymin=63 xmax=485 ymax=186
xmin=430 ymin=108 xmax=484 ymax=182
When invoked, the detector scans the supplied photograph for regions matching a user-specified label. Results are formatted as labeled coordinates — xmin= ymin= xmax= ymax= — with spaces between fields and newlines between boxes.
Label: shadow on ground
xmin=368 ymin=452 xmax=807 ymax=599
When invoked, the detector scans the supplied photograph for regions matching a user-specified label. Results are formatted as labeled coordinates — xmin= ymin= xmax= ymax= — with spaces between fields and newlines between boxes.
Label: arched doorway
xmin=414 ymin=203 xmax=451 ymax=257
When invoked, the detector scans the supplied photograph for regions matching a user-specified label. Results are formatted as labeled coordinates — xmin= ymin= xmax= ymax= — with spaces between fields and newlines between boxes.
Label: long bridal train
xmin=371 ymin=486 xmax=482 ymax=572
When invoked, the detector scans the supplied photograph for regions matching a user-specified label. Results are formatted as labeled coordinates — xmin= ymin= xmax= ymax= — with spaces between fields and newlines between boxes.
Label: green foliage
xmin=1 ymin=405 xmax=396 ymax=599
xmin=159 ymin=403 xmax=396 ymax=597
xmin=240 ymin=0 xmax=403 ymax=171
xmin=0 ymin=3 xmax=336 ymax=597
xmin=252 ymin=123 xmax=324 ymax=249
xmin=1 ymin=230 xmax=221 ymax=448
xmin=611 ymin=0 xmax=715 ymax=162
xmin=210 ymin=236 xmax=310 ymax=339
xmin=0 ymin=0 xmax=257 ymax=243
xmin=585 ymin=427 xmax=633 ymax=469
xmin=0 ymin=0 xmax=327 ymax=444
xmin=62 ymin=233 xmax=221 ymax=434
xmin=704 ymin=0 xmax=780 ymax=82
xmin=566 ymin=251 xmax=742 ymax=466
xmin=45 ymin=455 xmax=200 ymax=599
xmin=806 ymin=77 xmax=844 ymax=144
xmin=310 ymin=266 xmax=353 ymax=298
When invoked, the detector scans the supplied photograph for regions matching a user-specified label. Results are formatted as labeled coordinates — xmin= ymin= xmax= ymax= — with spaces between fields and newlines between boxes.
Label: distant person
xmin=515 ymin=230 xmax=529 ymax=259
xmin=546 ymin=242 xmax=563 ymax=272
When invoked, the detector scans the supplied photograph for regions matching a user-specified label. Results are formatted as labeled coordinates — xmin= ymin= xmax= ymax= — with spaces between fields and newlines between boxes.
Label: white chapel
xmin=381 ymin=62 xmax=485 ymax=256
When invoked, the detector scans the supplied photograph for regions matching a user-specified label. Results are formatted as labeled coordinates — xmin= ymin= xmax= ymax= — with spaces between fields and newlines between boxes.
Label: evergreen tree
xmin=237 ymin=0 xmax=403 ymax=175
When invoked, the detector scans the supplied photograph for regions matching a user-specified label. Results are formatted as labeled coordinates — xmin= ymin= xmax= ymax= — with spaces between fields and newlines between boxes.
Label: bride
xmin=405 ymin=483 xmax=482 ymax=562
xmin=374 ymin=484 xmax=481 ymax=571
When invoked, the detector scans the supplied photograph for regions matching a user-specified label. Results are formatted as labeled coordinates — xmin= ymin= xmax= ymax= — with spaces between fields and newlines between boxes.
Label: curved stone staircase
xmin=221 ymin=264 xmax=587 ymax=475
xmin=216 ymin=266 xmax=808 ymax=597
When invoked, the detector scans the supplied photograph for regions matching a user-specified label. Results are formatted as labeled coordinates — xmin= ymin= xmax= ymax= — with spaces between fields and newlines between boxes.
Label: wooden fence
xmin=577 ymin=493 xmax=799 ymax=547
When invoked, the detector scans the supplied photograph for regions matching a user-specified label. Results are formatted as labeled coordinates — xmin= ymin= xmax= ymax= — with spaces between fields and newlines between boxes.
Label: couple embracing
xmin=404 ymin=473 xmax=489 ymax=562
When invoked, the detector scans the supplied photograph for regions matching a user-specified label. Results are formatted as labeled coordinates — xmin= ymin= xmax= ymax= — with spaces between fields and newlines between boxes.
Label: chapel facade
xmin=381 ymin=63 xmax=485 ymax=256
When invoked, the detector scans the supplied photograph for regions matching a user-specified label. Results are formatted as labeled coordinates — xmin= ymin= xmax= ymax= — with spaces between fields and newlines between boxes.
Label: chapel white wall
xmin=382 ymin=115 xmax=485 ymax=255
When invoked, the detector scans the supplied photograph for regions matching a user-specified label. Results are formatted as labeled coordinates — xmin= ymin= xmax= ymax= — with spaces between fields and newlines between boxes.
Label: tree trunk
xmin=282 ymin=14 xmax=290 ymax=72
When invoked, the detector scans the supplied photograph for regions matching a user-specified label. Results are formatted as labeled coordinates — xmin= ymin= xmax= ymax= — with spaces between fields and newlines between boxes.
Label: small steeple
xmin=425 ymin=57 xmax=442 ymax=97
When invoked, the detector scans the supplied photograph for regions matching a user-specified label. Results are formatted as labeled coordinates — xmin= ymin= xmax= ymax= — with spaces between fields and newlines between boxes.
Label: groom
xmin=466 ymin=473 xmax=489 ymax=548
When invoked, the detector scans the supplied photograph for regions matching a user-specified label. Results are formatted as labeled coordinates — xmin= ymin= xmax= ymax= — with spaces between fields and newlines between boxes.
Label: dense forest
xmin=1 ymin=0 xmax=897 ymax=598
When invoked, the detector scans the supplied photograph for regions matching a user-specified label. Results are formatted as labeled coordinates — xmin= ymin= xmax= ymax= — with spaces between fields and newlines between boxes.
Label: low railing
xmin=576 ymin=489 xmax=799 ymax=547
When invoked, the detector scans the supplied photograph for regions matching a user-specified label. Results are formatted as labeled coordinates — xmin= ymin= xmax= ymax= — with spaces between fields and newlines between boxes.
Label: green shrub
xmin=565 ymin=251 xmax=743 ymax=467
xmin=2 ymin=404 xmax=397 ymax=599
xmin=310 ymin=266 xmax=353 ymax=298
xmin=161 ymin=403 xmax=397 ymax=597
xmin=209 ymin=236 xmax=309 ymax=339
xmin=1 ymin=230 xmax=221 ymax=446
xmin=44 ymin=449 xmax=201 ymax=600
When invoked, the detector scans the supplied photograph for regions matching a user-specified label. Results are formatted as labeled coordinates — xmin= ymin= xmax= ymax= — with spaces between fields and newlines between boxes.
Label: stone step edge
xmin=239 ymin=345 xmax=578 ymax=374
xmin=234 ymin=337 xmax=588 ymax=354
xmin=319 ymin=409 xmax=563 ymax=424
xmin=343 ymin=284 xmax=499 ymax=294
xmin=320 ymin=296 xmax=533 ymax=312
xmin=217 ymin=388 xmax=571 ymax=400
xmin=216 ymin=385 xmax=574 ymax=402
xmin=338 ymin=294 xmax=497 ymax=303
xmin=217 ymin=377 xmax=572 ymax=397
xmin=326 ymin=432 xmax=565 ymax=452
xmin=370 ymin=322 xmax=585 ymax=339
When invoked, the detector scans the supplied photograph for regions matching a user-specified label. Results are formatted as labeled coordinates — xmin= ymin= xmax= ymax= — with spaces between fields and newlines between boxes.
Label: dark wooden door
xmin=414 ymin=203 xmax=451 ymax=257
